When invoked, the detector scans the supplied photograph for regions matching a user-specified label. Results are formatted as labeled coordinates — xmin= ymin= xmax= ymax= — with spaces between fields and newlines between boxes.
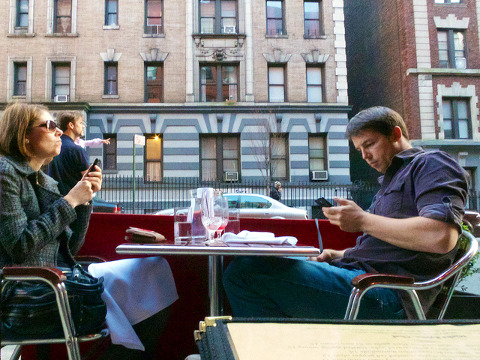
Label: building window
xmin=442 ymin=98 xmax=471 ymax=139
xmin=306 ymin=65 xmax=324 ymax=102
xmin=201 ymin=135 xmax=240 ymax=181
xmin=437 ymin=29 xmax=466 ymax=69
xmin=103 ymin=134 xmax=117 ymax=171
xmin=52 ymin=63 xmax=70 ymax=99
xmin=434 ymin=0 xmax=461 ymax=3
xmin=145 ymin=134 xmax=163 ymax=181
xmin=105 ymin=0 xmax=118 ymax=26
xmin=145 ymin=63 xmax=163 ymax=103
xmin=16 ymin=0 xmax=29 ymax=28
xmin=309 ymin=135 xmax=327 ymax=172
xmin=200 ymin=64 xmax=238 ymax=102
xmin=199 ymin=0 xmax=237 ymax=34
xmin=266 ymin=1 xmax=285 ymax=36
xmin=270 ymin=134 xmax=288 ymax=180
xmin=13 ymin=62 xmax=27 ymax=96
xmin=54 ymin=0 xmax=72 ymax=33
xmin=145 ymin=0 xmax=163 ymax=34
xmin=304 ymin=1 xmax=322 ymax=37
xmin=268 ymin=65 xmax=286 ymax=102
xmin=104 ymin=62 xmax=118 ymax=95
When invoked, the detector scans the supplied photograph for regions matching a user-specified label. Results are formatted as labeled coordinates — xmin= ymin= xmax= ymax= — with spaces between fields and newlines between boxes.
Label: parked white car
xmin=154 ymin=193 xmax=308 ymax=220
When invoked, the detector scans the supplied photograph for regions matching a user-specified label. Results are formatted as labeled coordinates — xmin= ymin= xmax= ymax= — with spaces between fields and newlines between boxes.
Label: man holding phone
xmin=47 ymin=111 xmax=99 ymax=196
xmin=223 ymin=106 xmax=468 ymax=320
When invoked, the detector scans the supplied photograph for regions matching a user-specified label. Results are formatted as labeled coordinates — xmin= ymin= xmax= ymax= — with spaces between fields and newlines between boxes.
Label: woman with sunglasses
xmin=0 ymin=103 xmax=178 ymax=359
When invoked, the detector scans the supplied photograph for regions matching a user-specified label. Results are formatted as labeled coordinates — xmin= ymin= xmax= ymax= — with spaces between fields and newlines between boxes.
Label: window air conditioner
xmin=311 ymin=170 xmax=328 ymax=181
xmin=54 ymin=95 xmax=69 ymax=102
xmin=455 ymin=57 xmax=467 ymax=69
xmin=223 ymin=25 xmax=236 ymax=34
xmin=224 ymin=171 xmax=239 ymax=182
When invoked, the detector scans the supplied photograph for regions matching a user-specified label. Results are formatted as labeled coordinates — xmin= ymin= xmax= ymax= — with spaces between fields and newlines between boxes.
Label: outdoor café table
xmin=116 ymin=242 xmax=321 ymax=316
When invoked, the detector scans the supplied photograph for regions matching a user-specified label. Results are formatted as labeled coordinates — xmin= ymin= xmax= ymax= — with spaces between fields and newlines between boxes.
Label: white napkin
xmin=222 ymin=230 xmax=298 ymax=246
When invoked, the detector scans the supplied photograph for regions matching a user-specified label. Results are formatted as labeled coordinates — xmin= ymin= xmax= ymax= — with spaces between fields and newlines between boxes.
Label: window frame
xmin=308 ymin=134 xmax=327 ymax=174
xmin=442 ymin=97 xmax=472 ymax=140
xmin=268 ymin=64 xmax=287 ymax=102
xmin=304 ymin=0 xmax=323 ymax=38
xmin=437 ymin=29 xmax=466 ymax=69
xmin=52 ymin=62 xmax=71 ymax=99
xmin=104 ymin=62 xmax=118 ymax=96
xmin=13 ymin=62 xmax=27 ymax=97
xmin=145 ymin=0 xmax=163 ymax=35
xmin=145 ymin=62 xmax=164 ymax=103
xmin=102 ymin=133 xmax=117 ymax=171
xmin=199 ymin=63 xmax=239 ymax=102
xmin=199 ymin=0 xmax=238 ymax=34
xmin=16 ymin=0 xmax=29 ymax=28
xmin=266 ymin=0 xmax=285 ymax=36
xmin=270 ymin=133 xmax=289 ymax=181
xmin=54 ymin=0 xmax=72 ymax=34
xmin=105 ymin=0 xmax=118 ymax=26
xmin=434 ymin=0 xmax=461 ymax=4
xmin=306 ymin=65 xmax=324 ymax=103
xmin=144 ymin=134 xmax=164 ymax=182
xmin=200 ymin=134 xmax=240 ymax=181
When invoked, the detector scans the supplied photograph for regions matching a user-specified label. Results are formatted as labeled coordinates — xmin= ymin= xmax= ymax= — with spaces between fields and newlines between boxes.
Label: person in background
xmin=75 ymin=137 xmax=110 ymax=149
xmin=0 ymin=103 xmax=178 ymax=359
xmin=270 ymin=181 xmax=282 ymax=201
xmin=223 ymin=106 xmax=468 ymax=320
xmin=47 ymin=111 xmax=90 ymax=195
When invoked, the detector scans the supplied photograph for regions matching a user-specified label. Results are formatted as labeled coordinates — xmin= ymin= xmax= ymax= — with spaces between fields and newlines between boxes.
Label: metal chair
xmin=344 ymin=230 xmax=479 ymax=320
xmin=0 ymin=256 xmax=109 ymax=360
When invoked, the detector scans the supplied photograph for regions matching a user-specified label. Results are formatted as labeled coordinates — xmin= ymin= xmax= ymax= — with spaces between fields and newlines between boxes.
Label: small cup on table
xmin=225 ymin=208 xmax=240 ymax=234
xmin=174 ymin=207 xmax=193 ymax=245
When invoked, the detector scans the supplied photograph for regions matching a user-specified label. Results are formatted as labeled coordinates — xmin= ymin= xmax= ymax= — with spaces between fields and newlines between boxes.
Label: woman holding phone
xmin=0 ymin=103 xmax=177 ymax=359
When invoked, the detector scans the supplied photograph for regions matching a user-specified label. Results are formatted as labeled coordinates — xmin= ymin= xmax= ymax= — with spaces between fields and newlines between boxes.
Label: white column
xmin=244 ymin=0 xmax=254 ymax=102
xmin=186 ymin=0 xmax=195 ymax=102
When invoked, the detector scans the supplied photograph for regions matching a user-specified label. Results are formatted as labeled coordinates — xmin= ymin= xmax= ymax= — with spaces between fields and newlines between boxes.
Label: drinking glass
xmin=225 ymin=208 xmax=240 ymax=234
xmin=201 ymin=189 xmax=224 ymax=241
xmin=215 ymin=197 xmax=229 ymax=239
xmin=174 ymin=207 xmax=192 ymax=245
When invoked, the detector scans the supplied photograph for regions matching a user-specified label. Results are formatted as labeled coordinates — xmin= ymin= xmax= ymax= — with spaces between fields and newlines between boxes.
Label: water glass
xmin=174 ymin=207 xmax=192 ymax=244
xmin=225 ymin=208 xmax=240 ymax=234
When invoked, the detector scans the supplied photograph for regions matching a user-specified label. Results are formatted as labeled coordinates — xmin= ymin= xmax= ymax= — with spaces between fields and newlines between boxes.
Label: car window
xmin=225 ymin=195 xmax=240 ymax=209
xmin=240 ymin=195 xmax=272 ymax=209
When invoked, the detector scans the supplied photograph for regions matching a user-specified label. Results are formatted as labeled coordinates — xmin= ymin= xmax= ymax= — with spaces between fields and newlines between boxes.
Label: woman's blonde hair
xmin=0 ymin=102 xmax=48 ymax=159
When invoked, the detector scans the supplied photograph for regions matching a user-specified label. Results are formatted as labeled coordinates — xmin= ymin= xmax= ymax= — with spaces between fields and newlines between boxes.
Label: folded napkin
xmin=222 ymin=230 xmax=298 ymax=246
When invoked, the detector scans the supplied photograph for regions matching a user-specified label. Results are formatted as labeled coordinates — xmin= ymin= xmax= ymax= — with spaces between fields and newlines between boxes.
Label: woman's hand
xmin=64 ymin=180 xmax=94 ymax=208
xmin=82 ymin=165 xmax=102 ymax=193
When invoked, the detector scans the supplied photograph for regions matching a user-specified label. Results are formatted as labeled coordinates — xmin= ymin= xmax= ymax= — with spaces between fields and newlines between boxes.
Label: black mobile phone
xmin=87 ymin=158 xmax=99 ymax=174
xmin=315 ymin=197 xmax=333 ymax=207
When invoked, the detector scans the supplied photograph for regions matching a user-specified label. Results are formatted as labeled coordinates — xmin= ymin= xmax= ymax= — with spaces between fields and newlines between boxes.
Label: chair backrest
xmin=427 ymin=230 xmax=479 ymax=319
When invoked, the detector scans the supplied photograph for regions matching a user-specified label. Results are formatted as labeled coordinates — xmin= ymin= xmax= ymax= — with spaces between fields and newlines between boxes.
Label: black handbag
xmin=1 ymin=263 xmax=107 ymax=337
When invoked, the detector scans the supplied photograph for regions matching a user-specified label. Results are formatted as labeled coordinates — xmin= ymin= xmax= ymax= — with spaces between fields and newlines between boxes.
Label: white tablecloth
xmin=89 ymin=256 xmax=178 ymax=350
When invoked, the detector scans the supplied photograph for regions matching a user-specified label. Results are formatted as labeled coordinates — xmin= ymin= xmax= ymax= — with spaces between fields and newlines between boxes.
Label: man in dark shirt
xmin=223 ymin=106 xmax=468 ymax=319
xmin=47 ymin=112 xmax=90 ymax=195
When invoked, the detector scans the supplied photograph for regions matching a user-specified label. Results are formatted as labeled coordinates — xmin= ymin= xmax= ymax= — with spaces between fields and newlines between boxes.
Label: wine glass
xmin=215 ymin=197 xmax=229 ymax=240
xmin=201 ymin=189 xmax=224 ymax=242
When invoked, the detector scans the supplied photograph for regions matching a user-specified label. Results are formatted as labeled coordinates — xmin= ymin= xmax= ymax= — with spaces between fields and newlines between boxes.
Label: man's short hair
xmin=346 ymin=106 xmax=409 ymax=140
xmin=57 ymin=111 xmax=83 ymax=132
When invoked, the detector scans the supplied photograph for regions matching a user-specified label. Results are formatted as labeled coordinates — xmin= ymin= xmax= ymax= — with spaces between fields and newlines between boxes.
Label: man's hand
xmin=307 ymin=249 xmax=346 ymax=263
xmin=322 ymin=198 xmax=367 ymax=233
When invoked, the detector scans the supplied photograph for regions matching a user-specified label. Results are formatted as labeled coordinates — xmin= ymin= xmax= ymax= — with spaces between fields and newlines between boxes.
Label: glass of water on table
xmin=174 ymin=207 xmax=192 ymax=245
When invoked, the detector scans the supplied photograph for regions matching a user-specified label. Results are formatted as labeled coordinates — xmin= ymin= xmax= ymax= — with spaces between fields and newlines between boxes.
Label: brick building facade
xmin=345 ymin=0 xmax=480 ymax=200
xmin=1 ymin=0 xmax=351 ymax=187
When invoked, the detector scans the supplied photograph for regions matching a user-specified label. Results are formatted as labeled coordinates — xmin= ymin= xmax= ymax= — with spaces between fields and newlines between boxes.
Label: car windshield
xmin=240 ymin=195 xmax=272 ymax=209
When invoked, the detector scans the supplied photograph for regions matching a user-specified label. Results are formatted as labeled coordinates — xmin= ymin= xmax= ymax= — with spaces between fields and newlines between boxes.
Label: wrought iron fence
xmin=96 ymin=175 xmax=480 ymax=216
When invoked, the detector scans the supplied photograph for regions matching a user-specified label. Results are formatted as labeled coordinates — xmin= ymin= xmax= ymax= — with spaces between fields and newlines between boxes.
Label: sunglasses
xmin=37 ymin=119 xmax=59 ymax=132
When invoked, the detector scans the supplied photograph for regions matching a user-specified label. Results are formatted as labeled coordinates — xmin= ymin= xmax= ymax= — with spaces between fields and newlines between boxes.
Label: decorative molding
xmin=100 ymin=49 xmax=122 ymax=62
xmin=140 ymin=48 xmax=169 ymax=62
xmin=263 ymin=49 xmax=292 ymax=63
xmin=434 ymin=14 xmax=469 ymax=29
xmin=194 ymin=37 xmax=244 ymax=60
xmin=301 ymin=50 xmax=329 ymax=64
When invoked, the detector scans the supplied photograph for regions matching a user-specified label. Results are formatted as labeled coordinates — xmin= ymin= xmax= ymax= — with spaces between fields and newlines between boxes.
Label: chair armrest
xmin=75 ymin=255 xmax=107 ymax=264
xmin=2 ymin=266 xmax=66 ymax=284
xmin=352 ymin=273 xmax=415 ymax=290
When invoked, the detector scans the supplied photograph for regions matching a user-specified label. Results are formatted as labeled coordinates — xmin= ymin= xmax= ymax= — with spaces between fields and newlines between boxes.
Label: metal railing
xmin=96 ymin=175 xmax=479 ymax=215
